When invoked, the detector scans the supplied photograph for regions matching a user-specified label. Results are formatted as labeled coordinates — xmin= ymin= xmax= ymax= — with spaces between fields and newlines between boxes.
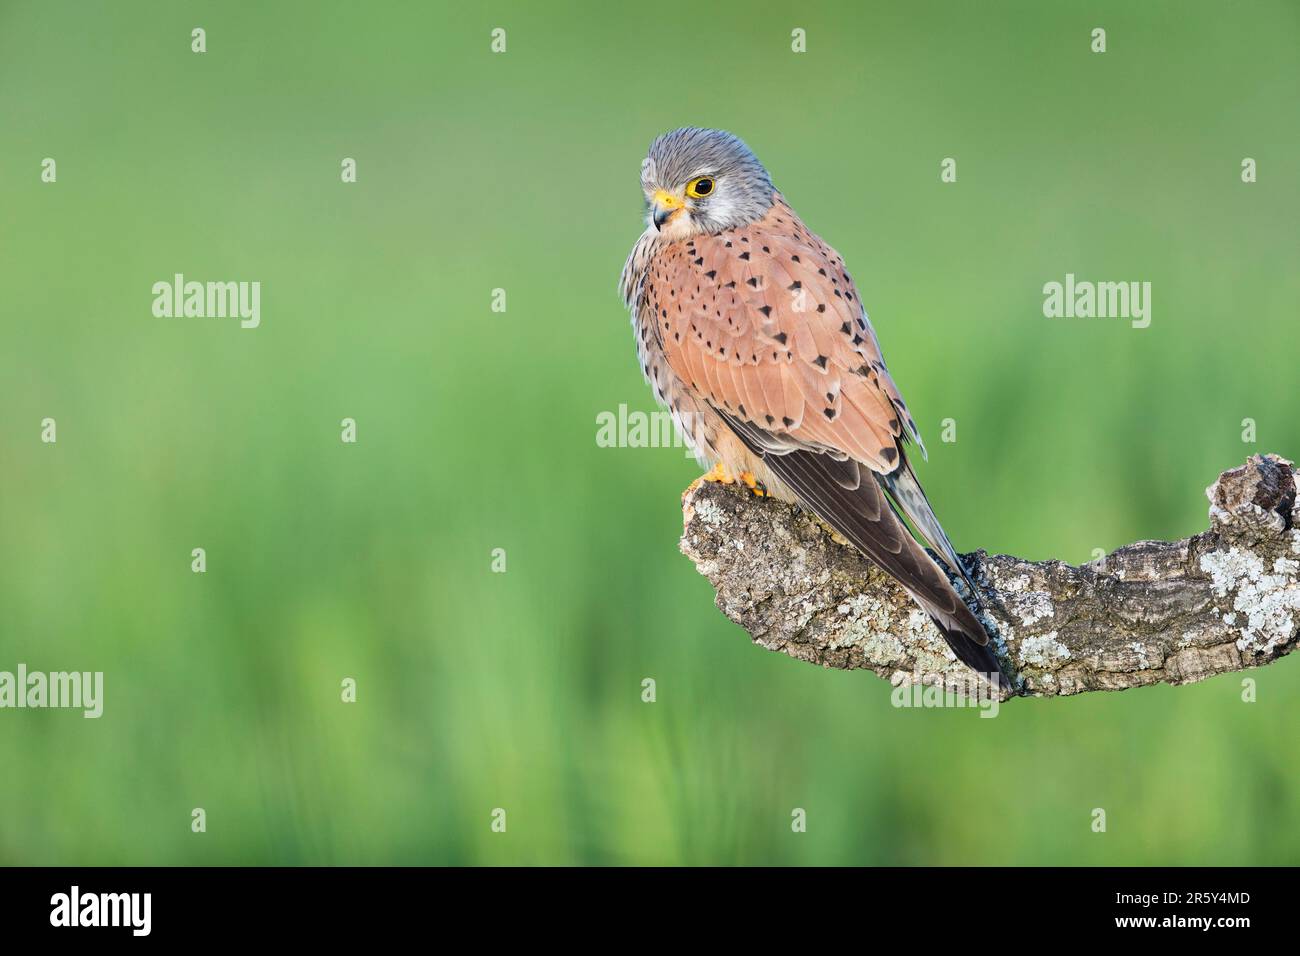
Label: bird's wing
xmin=644 ymin=200 xmax=923 ymax=473
xmin=646 ymin=199 xmax=996 ymax=670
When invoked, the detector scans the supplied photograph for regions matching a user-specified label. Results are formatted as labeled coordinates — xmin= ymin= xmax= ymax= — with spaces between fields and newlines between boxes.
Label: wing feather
xmin=657 ymin=199 xmax=919 ymax=473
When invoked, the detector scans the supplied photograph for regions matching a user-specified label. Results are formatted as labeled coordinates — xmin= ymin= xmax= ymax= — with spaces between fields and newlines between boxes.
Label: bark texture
xmin=680 ymin=453 xmax=1300 ymax=700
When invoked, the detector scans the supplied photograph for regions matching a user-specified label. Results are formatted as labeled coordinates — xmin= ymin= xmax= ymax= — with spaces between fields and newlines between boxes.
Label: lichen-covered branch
xmin=680 ymin=453 xmax=1300 ymax=700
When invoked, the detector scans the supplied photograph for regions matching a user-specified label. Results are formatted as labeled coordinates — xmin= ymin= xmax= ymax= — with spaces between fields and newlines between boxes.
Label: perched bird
xmin=620 ymin=127 xmax=1005 ymax=683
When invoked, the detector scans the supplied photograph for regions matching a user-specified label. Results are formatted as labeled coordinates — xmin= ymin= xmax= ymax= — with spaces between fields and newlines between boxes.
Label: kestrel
xmin=620 ymin=127 xmax=1005 ymax=684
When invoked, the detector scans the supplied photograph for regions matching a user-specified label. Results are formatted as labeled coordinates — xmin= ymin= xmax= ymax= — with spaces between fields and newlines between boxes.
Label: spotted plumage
xmin=620 ymin=128 xmax=1005 ymax=682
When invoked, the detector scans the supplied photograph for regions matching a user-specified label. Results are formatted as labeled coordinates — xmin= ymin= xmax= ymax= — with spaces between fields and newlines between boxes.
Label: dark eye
xmin=686 ymin=177 xmax=714 ymax=198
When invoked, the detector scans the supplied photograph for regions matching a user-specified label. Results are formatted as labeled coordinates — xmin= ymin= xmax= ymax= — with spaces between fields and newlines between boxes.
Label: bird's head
xmin=640 ymin=127 xmax=775 ymax=240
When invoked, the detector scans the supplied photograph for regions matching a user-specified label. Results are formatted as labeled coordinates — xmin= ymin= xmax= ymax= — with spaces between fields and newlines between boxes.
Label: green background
xmin=2 ymin=0 xmax=1297 ymax=865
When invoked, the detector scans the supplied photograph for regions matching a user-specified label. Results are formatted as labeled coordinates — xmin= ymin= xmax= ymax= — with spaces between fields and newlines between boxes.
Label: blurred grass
xmin=1 ymin=0 xmax=1298 ymax=864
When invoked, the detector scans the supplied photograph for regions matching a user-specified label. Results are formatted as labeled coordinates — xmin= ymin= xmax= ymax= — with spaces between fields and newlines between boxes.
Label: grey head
xmin=639 ymin=127 xmax=775 ymax=238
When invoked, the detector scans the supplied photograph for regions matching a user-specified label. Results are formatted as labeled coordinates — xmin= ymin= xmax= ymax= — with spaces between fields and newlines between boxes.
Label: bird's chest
xmin=631 ymin=282 xmax=675 ymax=409
xmin=626 ymin=247 xmax=720 ymax=459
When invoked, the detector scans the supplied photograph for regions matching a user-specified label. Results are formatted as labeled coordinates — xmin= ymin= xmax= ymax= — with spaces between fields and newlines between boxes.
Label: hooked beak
xmin=651 ymin=189 xmax=684 ymax=230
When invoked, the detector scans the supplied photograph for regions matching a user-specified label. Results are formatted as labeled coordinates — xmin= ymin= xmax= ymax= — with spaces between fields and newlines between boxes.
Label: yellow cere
xmin=652 ymin=188 xmax=683 ymax=210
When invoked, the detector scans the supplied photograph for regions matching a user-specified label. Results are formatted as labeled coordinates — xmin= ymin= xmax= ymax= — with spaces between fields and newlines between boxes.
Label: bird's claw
xmin=695 ymin=463 xmax=766 ymax=497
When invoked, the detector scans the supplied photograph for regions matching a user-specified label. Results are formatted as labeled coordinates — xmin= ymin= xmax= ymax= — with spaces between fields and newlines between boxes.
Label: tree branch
xmin=680 ymin=453 xmax=1300 ymax=699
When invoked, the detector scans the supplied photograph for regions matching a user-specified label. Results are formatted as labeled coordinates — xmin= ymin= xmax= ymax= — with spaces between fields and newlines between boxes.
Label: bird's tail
xmin=924 ymin=606 xmax=1013 ymax=694
xmin=716 ymin=410 xmax=1013 ymax=690
xmin=880 ymin=459 xmax=977 ymax=595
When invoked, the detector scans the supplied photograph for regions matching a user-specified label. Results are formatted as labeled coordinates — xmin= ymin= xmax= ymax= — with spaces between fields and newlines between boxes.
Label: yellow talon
xmin=684 ymin=463 xmax=766 ymax=500
xmin=684 ymin=463 xmax=729 ymax=501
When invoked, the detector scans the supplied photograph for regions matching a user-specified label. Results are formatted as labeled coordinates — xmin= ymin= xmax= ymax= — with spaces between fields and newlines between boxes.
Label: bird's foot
xmin=684 ymin=463 xmax=767 ymax=499
xmin=701 ymin=462 xmax=735 ymax=485
xmin=683 ymin=463 xmax=733 ymax=501
xmin=705 ymin=463 xmax=767 ymax=495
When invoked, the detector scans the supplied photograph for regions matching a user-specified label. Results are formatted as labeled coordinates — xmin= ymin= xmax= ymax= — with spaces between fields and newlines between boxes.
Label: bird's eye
xmin=686 ymin=176 xmax=715 ymax=198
